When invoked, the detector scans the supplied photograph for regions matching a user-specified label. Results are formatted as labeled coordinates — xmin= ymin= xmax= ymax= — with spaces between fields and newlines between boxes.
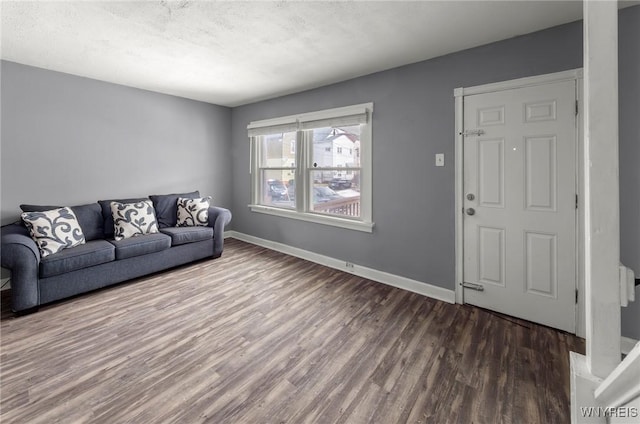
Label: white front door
xmin=462 ymin=80 xmax=577 ymax=333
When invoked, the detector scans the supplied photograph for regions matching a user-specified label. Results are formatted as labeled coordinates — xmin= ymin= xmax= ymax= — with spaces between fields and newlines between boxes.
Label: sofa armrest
xmin=208 ymin=206 xmax=232 ymax=258
xmin=1 ymin=224 xmax=41 ymax=312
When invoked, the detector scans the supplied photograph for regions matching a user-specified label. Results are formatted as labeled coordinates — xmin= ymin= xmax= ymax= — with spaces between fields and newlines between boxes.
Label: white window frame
xmin=248 ymin=103 xmax=374 ymax=233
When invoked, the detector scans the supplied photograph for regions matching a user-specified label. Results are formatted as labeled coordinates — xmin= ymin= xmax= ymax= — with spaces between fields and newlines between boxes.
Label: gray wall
xmin=1 ymin=61 xmax=232 ymax=226
xmin=231 ymin=8 xmax=639 ymax=338
xmin=619 ymin=7 xmax=640 ymax=340
xmin=230 ymin=21 xmax=583 ymax=288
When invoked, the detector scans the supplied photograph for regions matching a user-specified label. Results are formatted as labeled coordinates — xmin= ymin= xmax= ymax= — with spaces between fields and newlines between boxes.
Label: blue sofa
xmin=0 ymin=191 xmax=231 ymax=314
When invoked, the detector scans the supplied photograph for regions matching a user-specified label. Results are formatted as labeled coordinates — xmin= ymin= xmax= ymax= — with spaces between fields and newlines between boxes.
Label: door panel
xmin=463 ymin=80 xmax=577 ymax=333
xmin=478 ymin=226 xmax=506 ymax=287
xmin=525 ymin=135 xmax=557 ymax=211
xmin=478 ymin=138 xmax=505 ymax=208
xmin=478 ymin=105 xmax=505 ymax=126
xmin=524 ymin=100 xmax=557 ymax=122
xmin=525 ymin=231 xmax=557 ymax=298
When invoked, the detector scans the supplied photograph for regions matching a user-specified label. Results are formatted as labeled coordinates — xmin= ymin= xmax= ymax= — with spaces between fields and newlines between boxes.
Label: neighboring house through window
xmin=247 ymin=103 xmax=374 ymax=232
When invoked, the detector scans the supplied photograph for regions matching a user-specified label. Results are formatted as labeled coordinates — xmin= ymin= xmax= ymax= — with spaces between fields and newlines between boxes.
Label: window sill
xmin=248 ymin=204 xmax=374 ymax=233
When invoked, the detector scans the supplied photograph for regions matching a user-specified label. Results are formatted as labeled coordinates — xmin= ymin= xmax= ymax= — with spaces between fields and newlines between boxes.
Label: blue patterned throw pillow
xmin=176 ymin=197 xmax=211 ymax=227
xmin=21 ymin=207 xmax=86 ymax=257
xmin=110 ymin=200 xmax=159 ymax=240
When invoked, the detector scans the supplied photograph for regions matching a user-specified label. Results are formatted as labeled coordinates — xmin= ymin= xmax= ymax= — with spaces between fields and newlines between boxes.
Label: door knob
xmin=466 ymin=208 xmax=476 ymax=216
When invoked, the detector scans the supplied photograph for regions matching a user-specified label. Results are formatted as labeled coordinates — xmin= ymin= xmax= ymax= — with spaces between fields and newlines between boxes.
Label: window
xmin=248 ymin=103 xmax=373 ymax=232
xmin=256 ymin=132 xmax=296 ymax=209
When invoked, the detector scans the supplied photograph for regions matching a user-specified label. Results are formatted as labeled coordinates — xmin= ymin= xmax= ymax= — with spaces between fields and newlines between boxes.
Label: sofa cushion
xmin=160 ymin=227 xmax=214 ymax=246
xmin=70 ymin=203 xmax=105 ymax=241
xmin=109 ymin=233 xmax=171 ymax=260
xmin=21 ymin=203 xmax=105 ymax=241
xmin=149 ymin=191 xmax=200 ymax=228
xmin=110 ymin=200 xmax=159 ymax=241
xmin=40 ymin=240 xmax=115 ymax=278
xmin=177 ymin=197 xmax=211 ymax=227
xmin=98 ymin=197 xmax=148 ymax=238
xmin=21 ymin=207 xmax=86 ymax=258
xmin=20 ymin=204 xmax=60 ymax=212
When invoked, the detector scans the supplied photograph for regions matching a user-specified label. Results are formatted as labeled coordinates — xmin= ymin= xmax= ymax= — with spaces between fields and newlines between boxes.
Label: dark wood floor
xmin=0 ymin=238 xmax=584 ymax=423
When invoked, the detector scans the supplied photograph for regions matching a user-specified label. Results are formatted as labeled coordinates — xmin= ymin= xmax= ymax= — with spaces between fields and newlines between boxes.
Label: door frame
xmin=453 ymin=68 xmax=585 ymax=336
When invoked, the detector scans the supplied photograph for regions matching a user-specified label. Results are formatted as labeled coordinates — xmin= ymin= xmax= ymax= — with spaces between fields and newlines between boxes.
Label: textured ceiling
xmin=0 ymin=1 xmax=618 ymax=107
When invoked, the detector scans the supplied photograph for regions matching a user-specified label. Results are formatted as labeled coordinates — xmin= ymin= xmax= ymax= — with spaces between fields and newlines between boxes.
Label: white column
xmin=583 ymin=0 xmax=621 ymax=378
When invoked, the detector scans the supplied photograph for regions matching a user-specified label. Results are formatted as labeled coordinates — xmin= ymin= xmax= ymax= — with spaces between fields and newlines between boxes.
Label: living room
xmin=1 ymin=2 xmax=639 ymax=423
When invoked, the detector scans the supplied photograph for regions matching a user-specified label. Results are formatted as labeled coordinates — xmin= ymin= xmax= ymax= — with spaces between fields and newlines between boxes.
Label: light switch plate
xmin=0 ymin=278 xmax=11 ymax=291
xmin=435 ymin=153 xmax=445 ymax=167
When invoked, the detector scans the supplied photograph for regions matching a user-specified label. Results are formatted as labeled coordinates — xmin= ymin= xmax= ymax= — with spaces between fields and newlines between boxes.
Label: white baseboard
xmin=621 ymin=336 xmax=639 ymax=356
xmin=226 ymin=230 xmax=455 ymax=304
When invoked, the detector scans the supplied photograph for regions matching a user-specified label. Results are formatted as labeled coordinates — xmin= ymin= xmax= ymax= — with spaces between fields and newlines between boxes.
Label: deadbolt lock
xmin=466 ymin=193 xmax=475 ymax=201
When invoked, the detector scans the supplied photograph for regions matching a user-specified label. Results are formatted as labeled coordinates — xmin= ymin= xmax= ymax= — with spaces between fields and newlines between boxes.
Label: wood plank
xmin=0 ymin=238 xmax=584 ymax=423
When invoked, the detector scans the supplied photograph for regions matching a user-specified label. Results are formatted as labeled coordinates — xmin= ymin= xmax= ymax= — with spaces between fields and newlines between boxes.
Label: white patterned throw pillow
xmin=176 ymin=197 xmax=211 ymax=227
xmin=110 ymin=200 xmax=159 ymax=240
xmin=21 ymin=207 xmax=86 ymax=257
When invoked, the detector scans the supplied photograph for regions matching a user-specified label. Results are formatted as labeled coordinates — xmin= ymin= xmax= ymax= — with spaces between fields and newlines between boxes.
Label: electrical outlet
xmin=345 ymin=262 xmax=355 ymax=269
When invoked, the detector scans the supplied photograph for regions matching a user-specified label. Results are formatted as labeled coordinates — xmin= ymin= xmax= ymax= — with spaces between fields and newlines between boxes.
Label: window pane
xmin=260 ymin=132 xmax=297 ymax=168
xmin=310 ymin=171 xmax=360 ymax=218
xmin=261 ymin=170 xmax=295 ymax=208
xmin=310 ymin=126 xmax=361 ymax=168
